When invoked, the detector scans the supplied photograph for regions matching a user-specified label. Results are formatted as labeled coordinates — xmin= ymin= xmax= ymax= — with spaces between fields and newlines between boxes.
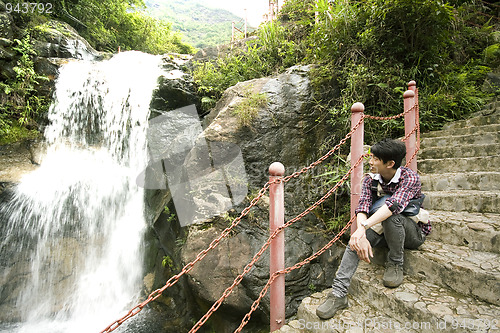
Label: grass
xmin=232 ymin=89 xmax=268 ymax=128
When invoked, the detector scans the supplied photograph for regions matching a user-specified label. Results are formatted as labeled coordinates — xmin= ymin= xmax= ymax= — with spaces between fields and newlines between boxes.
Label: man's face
xmin=369 ymin=154 xmax=390 ymax=174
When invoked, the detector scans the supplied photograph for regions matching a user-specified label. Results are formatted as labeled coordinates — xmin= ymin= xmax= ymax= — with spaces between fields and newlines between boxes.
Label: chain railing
xmin=99 ymin=183 xmax=272 ymax=333
xmin=99 ymin=81 xmax=421 ymax=333
xmin=189 ymin=153 xmax=366 ymax=333
xmin=235 ymin=214 xmax=357 ymax=333
xmin=100 ymin=99 xmax=368 ymax=333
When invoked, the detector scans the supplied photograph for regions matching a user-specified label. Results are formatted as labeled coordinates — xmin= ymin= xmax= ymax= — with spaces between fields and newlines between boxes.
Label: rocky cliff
xmin=154 ymin=65 xmax=346 ymax=331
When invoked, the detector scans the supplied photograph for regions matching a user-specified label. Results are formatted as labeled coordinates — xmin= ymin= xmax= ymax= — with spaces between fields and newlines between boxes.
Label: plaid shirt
xmin=355 ymin=167 xmax=432 ymax=235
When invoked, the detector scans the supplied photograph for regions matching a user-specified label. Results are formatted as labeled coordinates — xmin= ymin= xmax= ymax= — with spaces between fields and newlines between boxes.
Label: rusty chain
xmin=100 ymin=182 xmax=273 ymax=333
xmin=364 ymin=102 xmax=417 ymax=121
xmin=189 ymin=154 xmax=366 ymax=333
xmin=100 ymin=94 xmax=421 ymax=333
xmin=281 ymin=115 xmax=365 ymax=183
xmin=234 ymin=214 xmax=357 ymax=333
xmin=100 ymin=115 xmax=368 ymax=333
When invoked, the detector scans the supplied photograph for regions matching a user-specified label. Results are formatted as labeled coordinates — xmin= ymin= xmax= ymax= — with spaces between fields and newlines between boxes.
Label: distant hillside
xmin=145 ymin=0 xmax=254 ymax=49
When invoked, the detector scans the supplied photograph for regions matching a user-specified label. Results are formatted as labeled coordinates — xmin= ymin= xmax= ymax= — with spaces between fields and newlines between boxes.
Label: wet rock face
xmin=31 ymin=20 xmax=102 ymax=60
xmin=150 ymin=55 xmax=200 ymax=113
xmin=143 ymin=54 xmax=200 ymax=226
xmin=174 ymin=65 xmax=344 ymax=329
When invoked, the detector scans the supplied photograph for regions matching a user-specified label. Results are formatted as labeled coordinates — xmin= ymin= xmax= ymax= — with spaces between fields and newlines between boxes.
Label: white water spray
xmin=0 ymin=51 xmax=161 ymax=332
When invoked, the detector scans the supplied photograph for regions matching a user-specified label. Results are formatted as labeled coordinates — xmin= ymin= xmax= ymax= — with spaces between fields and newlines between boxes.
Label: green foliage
xmin=0 ymin=34 xmax=49 ymax=144
xmin=194 ymin=0 xmax=496 ymax=141
xmin=192 ymin=20 xmax=300 ymax=100
xmin=0 ymin=121 xmax=40 ymax=146
xmin=144 ymin=0 xmax=248 ymax=49
xmin=483 ymin=44 xmax=500 ymax=68
xmin=304 ymin=0 xmax=495 ymax=143
xmin=164 ymin=206 xmax=177 ymax=224
xmin=7 ymin=0 xmax=195 ymax=55
xmin=232 ymin=89 xmax=268 ymax=128
xmin=162 ymin=255 xmax=174 ymax=269
xmin=312 ymin=155 xmax=351 ymax=232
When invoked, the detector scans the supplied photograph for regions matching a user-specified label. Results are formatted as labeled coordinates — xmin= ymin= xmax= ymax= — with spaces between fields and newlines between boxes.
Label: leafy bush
xmin=6 ymin=0 xmax=195 ymax=55
xmin=0 ymin=35 xmax=49 ymax=143
xmin=194 ymin=0 xmax=496 ymax=140
xmin=301 ymin=0 xmax=496 ymax=143
xmin=192 ymin=20 xmax=300 ymax=101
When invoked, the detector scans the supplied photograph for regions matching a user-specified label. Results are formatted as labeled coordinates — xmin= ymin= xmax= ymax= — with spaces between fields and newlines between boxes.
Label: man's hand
xmin=349 ymin=228 xmax=373 ymax=263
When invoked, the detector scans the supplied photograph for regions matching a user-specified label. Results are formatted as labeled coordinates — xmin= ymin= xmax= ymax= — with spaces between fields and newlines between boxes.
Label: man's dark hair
xmin=371 ymin=138 xmax=406 ymax=169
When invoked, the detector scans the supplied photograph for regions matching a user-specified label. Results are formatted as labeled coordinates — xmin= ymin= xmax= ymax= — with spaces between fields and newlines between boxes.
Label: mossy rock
xmin=30 ymin=20 xmax=101 ymax=60
xmin=31 ymin=20 xmax=79 ymax=42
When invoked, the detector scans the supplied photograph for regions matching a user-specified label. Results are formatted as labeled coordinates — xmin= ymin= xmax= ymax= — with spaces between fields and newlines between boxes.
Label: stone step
xmin=420 ymin=172 xmax=500 ymax=192
xmin=350 ymin=263 xmax=500 ymax=332
xmin=284 ymin=263 xmax=500 ymax=333
xmin=425 ymin=210 xmax=500 ymax=254
xmin=420 ymin=132 xmax=500 ymax=149
xmin=441 ymin=113 xmax=500 ymax=131
xmin=278 ymin=289 xmax=419 ymax=333
xmin=422 ymin=123 xmax=500 ymax=138
xmin=371 ymin=240 xmax=500 ymax=306
xmin=418 ymin=143 xmax=500 ymax=159
xmin=418 ymin=155 xmax=500 ymax=173
xmin=423 ymin=190 xmax=500 ymax=213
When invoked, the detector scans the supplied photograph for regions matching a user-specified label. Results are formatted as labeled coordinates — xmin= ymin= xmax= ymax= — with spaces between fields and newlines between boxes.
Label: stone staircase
xmin=278 ymin=100 xmax=500 ymax=332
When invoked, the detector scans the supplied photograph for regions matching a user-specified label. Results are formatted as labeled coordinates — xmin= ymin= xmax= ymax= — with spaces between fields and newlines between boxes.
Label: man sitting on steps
xmin=316 ymin=138 xmax=431 ymax=320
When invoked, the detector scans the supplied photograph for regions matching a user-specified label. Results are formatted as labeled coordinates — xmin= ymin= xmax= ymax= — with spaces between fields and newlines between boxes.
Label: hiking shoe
xmin=316 ymin=293 xmax=348 ymax=320
xmin=383 ymin=262 xmax=403 ymax=288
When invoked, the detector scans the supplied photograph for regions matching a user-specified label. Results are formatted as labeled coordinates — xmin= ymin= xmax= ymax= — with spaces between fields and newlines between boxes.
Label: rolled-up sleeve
xmin=355 ymin=175 xmax=373 ymax=215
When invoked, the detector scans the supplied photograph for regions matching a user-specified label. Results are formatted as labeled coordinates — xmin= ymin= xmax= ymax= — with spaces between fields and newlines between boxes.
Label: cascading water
xmin=0 ymin=51 xmax=162 ymax=332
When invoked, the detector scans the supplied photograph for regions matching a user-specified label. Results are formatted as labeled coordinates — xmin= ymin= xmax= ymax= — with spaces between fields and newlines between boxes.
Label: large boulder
xmin=150 ymin=54 xmax=200 ymax=113
xmin=175 ymin=65 xmax=346 ymax=330
xmin=202 ymin=65 xmax=333 ymax=213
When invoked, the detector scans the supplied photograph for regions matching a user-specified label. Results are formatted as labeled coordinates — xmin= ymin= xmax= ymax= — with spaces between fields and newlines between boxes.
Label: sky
xmin=199 ymin=0 xmax=271 ymax=27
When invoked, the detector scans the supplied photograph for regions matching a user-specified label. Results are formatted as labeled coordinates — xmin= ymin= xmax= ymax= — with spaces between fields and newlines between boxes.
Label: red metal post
xmin=408 ymin=80 xmax=419 ymax=170
xmin=408 ymin=80 xmax=416 ymax=92
xmin=269 ymin=162 xmax=285 ymax=332
xmin=404 ymin=89 xmax=417 ymax=172
xmin=350 ymin=102 xmax=364 ymax=233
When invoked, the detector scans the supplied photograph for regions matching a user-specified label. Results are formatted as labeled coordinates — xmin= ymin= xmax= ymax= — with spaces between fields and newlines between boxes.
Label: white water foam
xmin=0 ymin=51 xmax=161 ymax=332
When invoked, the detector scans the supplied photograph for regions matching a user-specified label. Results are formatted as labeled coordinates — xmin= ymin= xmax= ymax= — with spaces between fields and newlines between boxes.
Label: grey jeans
xmin=331 ymin=214 xmax=426 ymax=298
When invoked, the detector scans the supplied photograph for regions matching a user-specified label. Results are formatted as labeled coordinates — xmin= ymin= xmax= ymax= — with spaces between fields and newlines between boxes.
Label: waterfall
xmin=0 ymin=51 xmax=162 ymax=332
